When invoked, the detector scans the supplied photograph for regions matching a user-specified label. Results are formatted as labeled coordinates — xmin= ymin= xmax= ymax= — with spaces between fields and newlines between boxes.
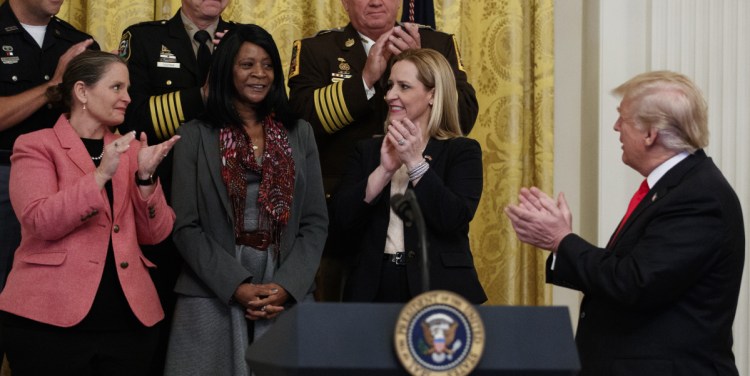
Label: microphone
xmin=390 ymin=189 xmax=430 ymax=293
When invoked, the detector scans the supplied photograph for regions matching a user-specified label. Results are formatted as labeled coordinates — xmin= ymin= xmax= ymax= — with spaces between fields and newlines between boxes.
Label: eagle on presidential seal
xmin=420 ymin=313 xmax=463 ymax=363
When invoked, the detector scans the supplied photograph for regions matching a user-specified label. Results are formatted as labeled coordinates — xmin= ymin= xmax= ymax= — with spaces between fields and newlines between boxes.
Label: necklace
xmin=91 ymin=149 xmax=104 ymax=161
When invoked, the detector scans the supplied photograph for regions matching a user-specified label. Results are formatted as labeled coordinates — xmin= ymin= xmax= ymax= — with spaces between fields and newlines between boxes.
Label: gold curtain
xmin=48 ymin=0 xmax=555 ymax=306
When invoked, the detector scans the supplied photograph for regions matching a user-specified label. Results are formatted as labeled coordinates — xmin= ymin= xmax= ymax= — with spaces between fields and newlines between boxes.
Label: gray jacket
xmin=171 ymin=118 xmax=327 ymax=304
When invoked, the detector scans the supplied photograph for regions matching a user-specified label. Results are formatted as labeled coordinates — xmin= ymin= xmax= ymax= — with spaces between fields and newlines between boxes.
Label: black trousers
xmin=4 ymin=319 xmax=159 ymax=376
xmin=374 ymin=261 xmax=412 ymax=303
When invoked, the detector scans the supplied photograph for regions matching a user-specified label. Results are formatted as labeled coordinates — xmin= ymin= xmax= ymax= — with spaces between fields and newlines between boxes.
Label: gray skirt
xmin=163 ymin=244 xmax=275 ymax=376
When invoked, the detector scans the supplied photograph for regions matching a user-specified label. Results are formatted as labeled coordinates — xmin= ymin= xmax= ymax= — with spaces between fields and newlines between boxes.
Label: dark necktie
xmin=194 ymin=30 xmax=212 ymax=85
xmin=612 ymin=179 xmax=649 ymax=242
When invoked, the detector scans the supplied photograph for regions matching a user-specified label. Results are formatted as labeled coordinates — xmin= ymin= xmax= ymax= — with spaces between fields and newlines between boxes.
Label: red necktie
xmin=612 ymin=179 xmax=649 ymax=241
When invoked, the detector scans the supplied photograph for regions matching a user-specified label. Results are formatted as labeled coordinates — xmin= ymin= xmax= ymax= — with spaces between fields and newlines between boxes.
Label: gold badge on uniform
xmin=338 ymin=57 xmax=350 ymax=72
xmin=345 ymin=38 xmax=355 ymax=48
xmin=156 ymin=45 xmax=180 ymax=68
xmin=331 ymin=57 xmax=352 ymax=82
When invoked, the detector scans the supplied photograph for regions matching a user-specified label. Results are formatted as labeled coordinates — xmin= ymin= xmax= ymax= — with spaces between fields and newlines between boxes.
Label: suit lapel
xmin=54 ymin=117 xmax=116 ymax=221
xmin=608 ymin=150 xmax=707 ymax=248
xmin=54 ymin=116 xmax=93 ymax=175
xmin=201 ymin=125 xmax=233 ymax=221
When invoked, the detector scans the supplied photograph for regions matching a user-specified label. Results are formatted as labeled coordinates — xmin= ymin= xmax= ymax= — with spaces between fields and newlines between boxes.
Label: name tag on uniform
xmin=157 ymin=61 xmax=180 ymax=68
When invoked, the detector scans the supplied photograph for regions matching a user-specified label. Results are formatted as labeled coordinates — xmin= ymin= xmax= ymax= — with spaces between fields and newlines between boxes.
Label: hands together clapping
xmin=504 ymin=187 xmax=573 ymax=252
xmin=93 ymin=131 xmax=179 ymax=188
xmin=381 ymin=118 xmax=425 ymax=173
xmin=363 ymin=23 xmax=421 ymax=88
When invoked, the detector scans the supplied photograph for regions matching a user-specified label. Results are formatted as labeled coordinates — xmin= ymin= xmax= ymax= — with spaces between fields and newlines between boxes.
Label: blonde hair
xmin=387 ymin=49 xmax=462 ymax=139
xmin=612 ymin=71 xmax=708 ymax=152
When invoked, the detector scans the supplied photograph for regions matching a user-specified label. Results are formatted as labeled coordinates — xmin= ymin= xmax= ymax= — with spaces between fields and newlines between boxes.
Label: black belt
xmin=0 ymin=150 xmax=10 ymax=165
xmin=383 ymin=251 xmax=413 ymax=266
xmin=236 ymin=230 xmax=271 ymax=250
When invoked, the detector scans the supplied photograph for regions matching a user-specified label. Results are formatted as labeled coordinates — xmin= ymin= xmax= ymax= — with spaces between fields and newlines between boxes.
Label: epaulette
xmin=315 ymin=27 xmax=344 ymax=37
xmin=126 ymin=19 xmax=170 ymax=29
xmin=51 ymin=16 xmax=80 ymax=31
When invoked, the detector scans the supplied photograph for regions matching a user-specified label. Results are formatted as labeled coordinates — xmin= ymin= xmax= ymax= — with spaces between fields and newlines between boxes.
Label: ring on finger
xmin=398 ymin=139 xmax=405 ymax=146
xmin=260 ymin=305 xmax=267 ymax=312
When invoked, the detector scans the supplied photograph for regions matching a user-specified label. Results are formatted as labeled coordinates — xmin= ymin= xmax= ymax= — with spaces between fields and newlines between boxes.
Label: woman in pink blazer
xmin=0 ymin=51 xmax=179 ymax=375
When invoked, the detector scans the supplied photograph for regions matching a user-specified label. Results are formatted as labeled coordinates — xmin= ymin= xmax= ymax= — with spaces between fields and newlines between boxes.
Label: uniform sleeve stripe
xmin=333 ymin=81 xmax=354 ymax=124
xmin=314 ymin=87 xmax=337 ymax=134
xmin=314 ymin=81 xmax=355 ymax=134
xmin=164 ymin=93 xmax=180 ymax=136
xmin=322 ymin=84 xmax=346 ymax=131
xmin=175 ymin=91 xmax=185 ymax=123
xmin=159 ymin=94 xmax=176 ymax=138
xmin=152 ymin=95 xmax=170 ymax=141
xmin=149 ymin=96 xmax=165 ymax=140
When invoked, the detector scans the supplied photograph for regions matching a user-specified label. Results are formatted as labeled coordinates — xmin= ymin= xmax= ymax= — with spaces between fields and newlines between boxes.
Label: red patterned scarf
xmin=219 ymin=115 xmax=295 ymax=257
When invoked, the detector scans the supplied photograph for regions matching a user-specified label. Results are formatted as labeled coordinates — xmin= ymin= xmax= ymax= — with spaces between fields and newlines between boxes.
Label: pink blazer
xmin=0 ymin=116 xmax=175 ymax=327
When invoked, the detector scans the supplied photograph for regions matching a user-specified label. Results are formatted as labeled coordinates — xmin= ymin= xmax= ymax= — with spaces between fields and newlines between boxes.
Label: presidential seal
xmin=394 ymin=290 xmax=484 ymax=375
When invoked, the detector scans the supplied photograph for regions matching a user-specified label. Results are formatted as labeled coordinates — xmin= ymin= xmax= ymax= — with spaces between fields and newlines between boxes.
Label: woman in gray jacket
xmin=164 ymin=24 xmax=327 ymax=376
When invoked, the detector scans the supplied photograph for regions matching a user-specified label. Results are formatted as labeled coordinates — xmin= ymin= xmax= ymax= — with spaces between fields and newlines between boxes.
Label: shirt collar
xmin=357 ymin=31 xmax=375 ymax=55
xmin=180 ymin=10 xmax=219 ymax=43
xmin=646 ymin=151 xmax=690 ymax=188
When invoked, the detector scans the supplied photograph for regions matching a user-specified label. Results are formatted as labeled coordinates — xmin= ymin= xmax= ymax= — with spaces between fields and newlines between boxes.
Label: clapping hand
xmin=136 ymin=132 xmax=180 ymax=181
xmin=504 ymin=188 xmax=573 ymax=252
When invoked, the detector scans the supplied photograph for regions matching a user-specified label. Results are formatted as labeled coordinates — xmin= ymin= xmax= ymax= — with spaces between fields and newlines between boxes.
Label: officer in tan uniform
xmin=288 ymin=0 xmax=478 ymax=301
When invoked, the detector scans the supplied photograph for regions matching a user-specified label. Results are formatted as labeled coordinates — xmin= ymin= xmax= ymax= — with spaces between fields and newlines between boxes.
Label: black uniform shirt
xmin=0 ymin=1 xmax=99 ymax=151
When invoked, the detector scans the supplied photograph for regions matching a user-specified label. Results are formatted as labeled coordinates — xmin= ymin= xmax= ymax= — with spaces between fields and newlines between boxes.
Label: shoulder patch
xmin=451 ymin=35 xmax=466 ymax=72
xmin=118 ymin=31 xmax=132 ymax=61
xmin=288 ymin=40 xmax=302 ymax=79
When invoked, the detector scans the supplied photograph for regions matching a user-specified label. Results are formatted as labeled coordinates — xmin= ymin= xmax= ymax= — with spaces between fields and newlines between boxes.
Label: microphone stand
xmin=392 ymin=189 xmax=430 ymax=293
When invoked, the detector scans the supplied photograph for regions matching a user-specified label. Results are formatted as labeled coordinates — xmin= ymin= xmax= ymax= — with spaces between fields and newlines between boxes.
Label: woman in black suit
xmin=333 ymin=48 xmax=486 ymax=304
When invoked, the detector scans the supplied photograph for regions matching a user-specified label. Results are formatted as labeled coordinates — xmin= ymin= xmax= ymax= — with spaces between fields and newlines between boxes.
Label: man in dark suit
xmin=288 ymin=0 xmax=478 ymax=301
xmin=505 ymin=71 xmax=745 ymax=376
xmin=116 ymin=1 xmax=233 ymax=374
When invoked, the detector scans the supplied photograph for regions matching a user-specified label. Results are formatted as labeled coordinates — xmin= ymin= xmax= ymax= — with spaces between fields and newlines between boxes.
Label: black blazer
xmin=550 ymin=150 xmax=745 ymax=376
xmin=333 ymin=136 xmax=487 ymax=304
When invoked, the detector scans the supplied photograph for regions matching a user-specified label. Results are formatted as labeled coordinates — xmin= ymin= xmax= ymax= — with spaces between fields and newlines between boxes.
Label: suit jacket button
xmin=580 ymin=311 xmax=586 ymax=319
xmin=113 ymin=224 xmax=120 ymax=233
xmin=120 ymin=262 xmax=129 ymax=269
